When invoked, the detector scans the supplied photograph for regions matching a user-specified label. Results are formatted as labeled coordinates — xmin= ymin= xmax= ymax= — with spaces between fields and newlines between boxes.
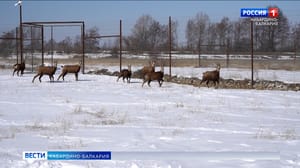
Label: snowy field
xmin=0 ymin=69 xmax=300 ymax=168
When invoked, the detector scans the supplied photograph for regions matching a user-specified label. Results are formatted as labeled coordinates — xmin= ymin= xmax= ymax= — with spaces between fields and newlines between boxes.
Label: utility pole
xmin=250 ymin=20 xmax=254 ymax=89
xmin=169 ymin=16 xmax=172 ymax=78
xmin=16 ymin=0 xmax=24 ymax=63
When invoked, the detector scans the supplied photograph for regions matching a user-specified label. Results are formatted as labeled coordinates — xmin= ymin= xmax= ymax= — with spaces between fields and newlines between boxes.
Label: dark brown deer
xmin=200 ymin=64 xmax=221 ymax=88
xmin=12 ymin=61 xmax=25 ymax=76
xmin=142 ymin=64 xmax=164 ymax=87
xmin=117 ymin=64 xmax=132 ymax=83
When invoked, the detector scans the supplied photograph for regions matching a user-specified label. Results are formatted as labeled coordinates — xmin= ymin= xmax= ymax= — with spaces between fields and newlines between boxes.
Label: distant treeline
xmin=1 ymin=6 xmax=299 ymax=57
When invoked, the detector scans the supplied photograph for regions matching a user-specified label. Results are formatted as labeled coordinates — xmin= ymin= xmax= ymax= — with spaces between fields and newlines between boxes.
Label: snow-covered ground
xmin=0 ymin=69 xmax=299 ymax=168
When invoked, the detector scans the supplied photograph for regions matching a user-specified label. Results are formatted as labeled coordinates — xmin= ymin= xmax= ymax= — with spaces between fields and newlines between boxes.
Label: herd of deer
xmin=116 ymin=61 xmax=221 ymax=88
xmin=12 ymin=60 xmax=221 ymax=88
xmin=117 ymin=61 xmax=165 ymax=87
xmin=13 ymin=61 xmax=82 ymax=83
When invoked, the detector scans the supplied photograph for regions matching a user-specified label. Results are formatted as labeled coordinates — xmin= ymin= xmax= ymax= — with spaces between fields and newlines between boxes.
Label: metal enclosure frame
xmin=21 ymin=21 xmax=86 ymax=73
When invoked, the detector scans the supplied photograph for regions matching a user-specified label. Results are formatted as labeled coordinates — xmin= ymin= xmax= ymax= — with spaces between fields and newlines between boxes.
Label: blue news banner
xmin=23 ymin=151 xmax=111 ymax=160
xmin=240 ymin=8 xmax=268 ymax=17
xmin=23 ymin=151 xmax=279 ymax=161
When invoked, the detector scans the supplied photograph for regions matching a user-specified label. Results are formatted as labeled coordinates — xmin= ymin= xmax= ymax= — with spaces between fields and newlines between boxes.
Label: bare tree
xmin=73 ymin=35 xmax=82 ymax=53
xmin=125 ymin=14 xmax=177 ymax=55
xmin=276 ymin=9 xmax=290 ymax=51
xmin=57 ymin=36 xmax=73 ymax=54
xmin=216 ymin=17 xmax=231 ymax=47
xmin=185 ymin=20 xmax=196 ymax=50
xmin=291 ymin=23 xmax=300 ymax=51
xmin=85 ymin=26 xmax=100 ymax=53
xmin=0 ymin=30 xmax=16 ymax=57
xmin=22 ymin=26 xmax=42 ymax=52
xmin=207 ymin=23 xmax=217 ymax=49
xmin=170 ymin=20 xmax=179 ymax=50
xmin=130 ymin=15 xmax=155 ymax=52
xmin=185 ymin=12 xmax=210 ymax=51
xmin=44 ymin=39 xmax=57 ymax=54
xmin=232 ymin=18 xmax=251 ymax=52
xmin=254 ymin=6 xmax=289 ymax=52
xmin=148 ymin=20 xmax=166 ymax=50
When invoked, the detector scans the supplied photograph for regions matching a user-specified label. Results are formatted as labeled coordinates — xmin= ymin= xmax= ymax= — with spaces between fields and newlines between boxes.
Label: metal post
xmin=16 ymin=27 xmax=19 ymax=64
xmin=41 ymin=25 xmax=44 ymax=65
xmin=226 ymin=40 xmax=229 ymax=68
xmin=169 ymin=16 xmax=172 ymax=77
xmin=19 ymin=3 xmax=23 ymax=63
xmin=51 ymin=26 xmax=53 ymax=66
xmin=294 ymin=45 xmax=297 ymax=66
xmin=198 ymin=41 xmax=201 ymax=67
xmin=82 ymin=22 xmax=85 ymax=74
xmin=119 ymin=20 xmax=122 ymax=72
xmin=31 ymin=26 xmax=33 ymax=72
xmin=250 ymin=20 xmax=254 ymax=89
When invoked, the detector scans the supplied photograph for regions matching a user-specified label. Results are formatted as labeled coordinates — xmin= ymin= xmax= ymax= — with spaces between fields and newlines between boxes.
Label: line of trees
xmin=123 ymin=15 xmax=178 ymax=54
xmin=185 ymin=6 xmax=298 ymax=53
xmin=1 ymin=6 xmax=300 ymax=57
xmin=0 ymin=26 xmax=101 ymax=57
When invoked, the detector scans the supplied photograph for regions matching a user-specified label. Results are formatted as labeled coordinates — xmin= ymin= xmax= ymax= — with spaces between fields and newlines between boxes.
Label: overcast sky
xmin=1 ymin=1 xmax=299 ymax=43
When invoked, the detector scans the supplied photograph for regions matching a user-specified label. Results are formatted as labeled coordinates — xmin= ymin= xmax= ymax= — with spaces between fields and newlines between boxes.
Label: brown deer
xmin=117 ymin=64 xmax=132 ymax=83
xmin=141 ymin=61 xmax=155 ymax=77
xmin=12 ymin=61 xmax=25 ymax=76
xmin=57 ymin=61 xmax=82 ymax=81
xmin=142 ymin=64 xmax=164 ymax=87
xmin=32 ymin=61 xmax=57 ymax=83
xmin=200 ymin=64 xmax=221 ymax=88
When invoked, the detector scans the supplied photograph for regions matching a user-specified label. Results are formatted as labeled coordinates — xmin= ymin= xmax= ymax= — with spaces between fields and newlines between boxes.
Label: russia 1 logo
xmin=268 ymin=8 xmax=279 ymax=18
